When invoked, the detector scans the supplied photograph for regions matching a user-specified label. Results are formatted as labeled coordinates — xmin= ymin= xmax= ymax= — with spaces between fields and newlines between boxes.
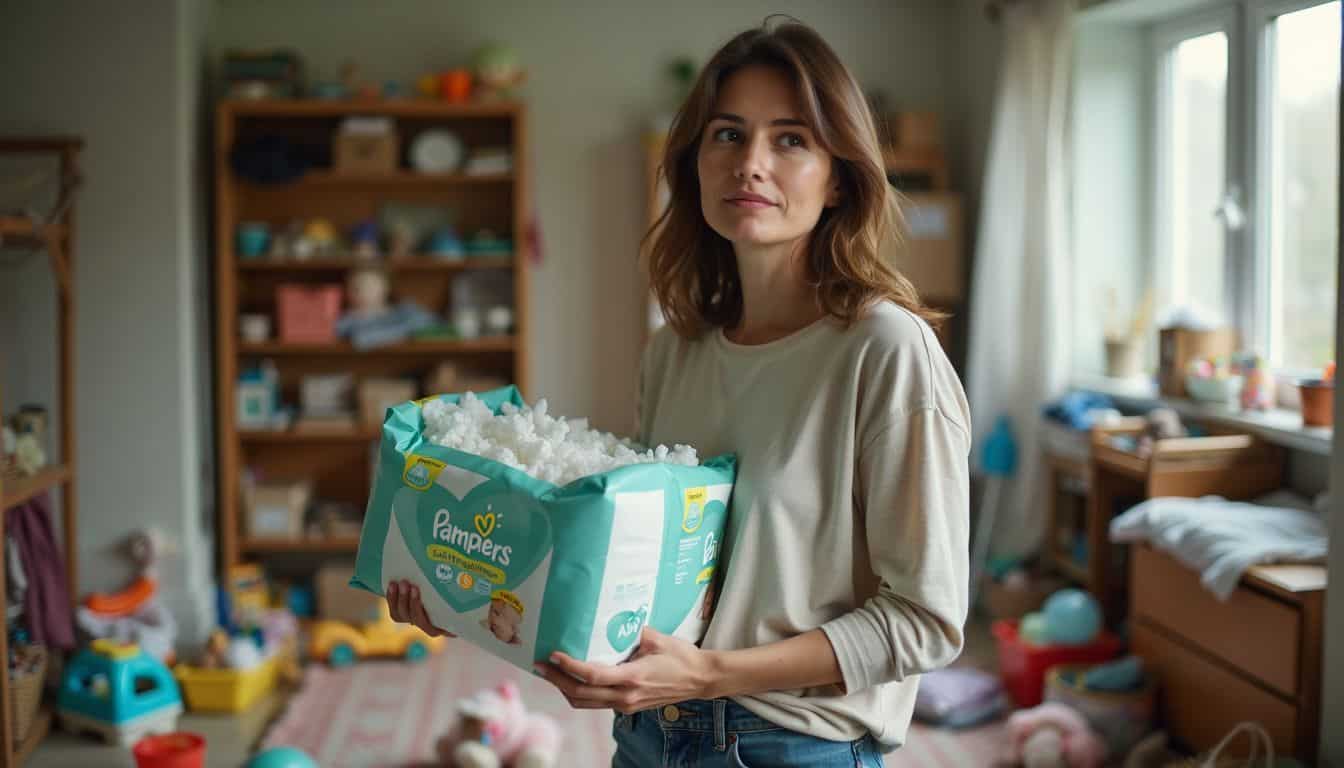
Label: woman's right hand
xmin=386 ymin=579 xmax=456 ymax=638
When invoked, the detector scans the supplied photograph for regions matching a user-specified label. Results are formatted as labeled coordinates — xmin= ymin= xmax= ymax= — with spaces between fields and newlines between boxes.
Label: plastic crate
xmin=173 ymin=656 xmax=276 ymax=713
xmin=992 ymin=619 xmax=1122 ymax=707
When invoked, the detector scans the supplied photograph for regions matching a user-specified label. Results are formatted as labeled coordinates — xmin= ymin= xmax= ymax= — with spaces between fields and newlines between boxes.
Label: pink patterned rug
xmin=261 ymin=640 xmax=1008 ymax=767
xmin=260 ymin=641 xmax=615 ymax=767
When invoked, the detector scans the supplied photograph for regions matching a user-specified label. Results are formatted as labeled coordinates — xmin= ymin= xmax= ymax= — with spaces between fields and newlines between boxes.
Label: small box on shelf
xmin=359 ymin=378 xmax=418 ymax=426
xmin=276 ymin=284 xmax=342 ymax=343
xmin=1158 ymin=327 xmax=1238 ymax=398
xmin=244 ymin=479 xmax=312 ymax=539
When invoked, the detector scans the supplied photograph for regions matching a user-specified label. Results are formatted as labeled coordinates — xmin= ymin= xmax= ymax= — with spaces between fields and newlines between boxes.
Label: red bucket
xmin=132 ymin=732 xmax=206 ymax=768
xmin=992 ymin=619 xmax=1122 ymax=707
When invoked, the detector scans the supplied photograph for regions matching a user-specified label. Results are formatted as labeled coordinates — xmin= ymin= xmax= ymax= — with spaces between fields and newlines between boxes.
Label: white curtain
xmin=966 ymin=0 xmax=1076 ymax=557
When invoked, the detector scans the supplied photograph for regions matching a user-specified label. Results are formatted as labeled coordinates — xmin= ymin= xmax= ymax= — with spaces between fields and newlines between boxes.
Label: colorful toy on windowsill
xmin=1184 ymin=355 xmax=1243 ymax=405
xmin=58 ymin=639 xmax=184 ymax=746
xmin=308 ymin=600 xmax=447 ymax=667
xmin=436 ymin=681 xmax=561 ymax=768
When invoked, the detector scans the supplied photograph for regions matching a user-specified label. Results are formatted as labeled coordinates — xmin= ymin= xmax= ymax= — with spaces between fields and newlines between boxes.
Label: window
xmin=1264 ymin=2 xmax=1340 ymax=371
xmin=1145 ymin=0 xmax=1339 ymax=381
xmin=1158 ymin=30 xmax=1232 ymax=322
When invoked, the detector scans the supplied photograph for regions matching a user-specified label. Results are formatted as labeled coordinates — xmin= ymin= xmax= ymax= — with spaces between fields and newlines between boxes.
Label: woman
xmin=388 ymin=18 xmax=970 ymax=767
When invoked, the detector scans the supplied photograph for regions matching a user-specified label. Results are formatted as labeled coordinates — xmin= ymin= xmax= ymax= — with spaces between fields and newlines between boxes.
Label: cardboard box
xmin=316 ymin=563 xmax=383 ymax=624
xmin=888 ymin=111 xmax=941 ymax=148
xmin=334 ymin=132 xmax=399 ymax=174
xmin=244 ymin=480 xmax=311 ymax=539
xmin=887 ymin=192 xmax=964 ymax=301
xmin=359 ymin=378 xmax=418 ymax=426
xmin=1158 ymin=327 xmax=1238 ymax=397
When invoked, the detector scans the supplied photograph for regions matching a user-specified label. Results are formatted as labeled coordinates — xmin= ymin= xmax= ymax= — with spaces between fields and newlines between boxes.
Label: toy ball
xmin=1042 ymin=588 xmax=1102 ymax=645
xmin=1019 ymin=612 xmax=1050 ymax=645
xmin=246 ymin=746 xmax=318 ymax=768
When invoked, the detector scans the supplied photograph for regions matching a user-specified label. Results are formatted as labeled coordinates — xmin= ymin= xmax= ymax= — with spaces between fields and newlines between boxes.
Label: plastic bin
xmin=174 ymin=656 xmax=277 ymax=713
xmin=992 ymin=619 xmax=1122 ymax=707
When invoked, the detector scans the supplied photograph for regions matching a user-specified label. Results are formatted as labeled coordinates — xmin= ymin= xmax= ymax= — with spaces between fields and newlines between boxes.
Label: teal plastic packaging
xmin=350 ymin=386 xmax=735 ymax=672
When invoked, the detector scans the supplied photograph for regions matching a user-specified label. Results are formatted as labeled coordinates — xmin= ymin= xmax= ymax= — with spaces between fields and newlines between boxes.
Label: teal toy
xmin=57 ymin=640 xmax=183 ymax=746
xmin=1042 ymin=588 xmax=1103 ymax=645
xmin=247 ymin=746 xmax=319 ymax=768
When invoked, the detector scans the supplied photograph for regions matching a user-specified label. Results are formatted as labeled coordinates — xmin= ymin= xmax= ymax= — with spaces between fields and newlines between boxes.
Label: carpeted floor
xmin=259 ymin=618 xmax=1009 ymax=767
xmin=260 ymin=646 xmax=615 ymax=767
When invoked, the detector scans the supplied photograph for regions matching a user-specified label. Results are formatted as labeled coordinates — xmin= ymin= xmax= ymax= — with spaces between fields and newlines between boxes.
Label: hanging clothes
xmin=6 ymin=491 xmax=75 ymax=650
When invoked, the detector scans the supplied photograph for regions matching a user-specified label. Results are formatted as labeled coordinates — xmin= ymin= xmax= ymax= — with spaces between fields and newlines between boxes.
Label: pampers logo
xmin=432 ymin=505 xmax=513 ymax=566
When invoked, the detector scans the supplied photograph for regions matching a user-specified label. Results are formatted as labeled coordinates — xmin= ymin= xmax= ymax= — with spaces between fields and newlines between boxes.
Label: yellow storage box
xmin=174 ymin=656 xmax=277 ymax=713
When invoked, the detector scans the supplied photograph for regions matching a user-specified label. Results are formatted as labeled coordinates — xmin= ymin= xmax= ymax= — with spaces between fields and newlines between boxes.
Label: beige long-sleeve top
xmin=637 ymin=301 xmax=971 ymax=751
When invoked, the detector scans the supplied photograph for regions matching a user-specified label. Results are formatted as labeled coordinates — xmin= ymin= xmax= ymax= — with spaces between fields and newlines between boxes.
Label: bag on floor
xmin=350 ymin=386 xmax=736 ymax=674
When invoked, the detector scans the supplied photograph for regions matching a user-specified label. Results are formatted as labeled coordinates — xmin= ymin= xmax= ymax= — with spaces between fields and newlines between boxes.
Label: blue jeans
xmin=611 ymin=699 xmax=885 ymax=768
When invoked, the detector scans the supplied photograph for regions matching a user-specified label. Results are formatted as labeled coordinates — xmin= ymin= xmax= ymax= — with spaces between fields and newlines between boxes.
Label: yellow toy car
xmin=308 ymin=601 xmax=446 ymax=666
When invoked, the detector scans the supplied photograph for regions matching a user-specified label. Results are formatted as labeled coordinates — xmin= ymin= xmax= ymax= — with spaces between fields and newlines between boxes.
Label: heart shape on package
xmin=391 ymin=482 xmax=551 ymax=614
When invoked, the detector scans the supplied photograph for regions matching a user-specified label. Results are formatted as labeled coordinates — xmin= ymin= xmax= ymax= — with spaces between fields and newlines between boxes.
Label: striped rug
xmin=259 ymin=642 xmax=615 ymax=767
xmin=260 ymin=639 xmax=1009 ymax=767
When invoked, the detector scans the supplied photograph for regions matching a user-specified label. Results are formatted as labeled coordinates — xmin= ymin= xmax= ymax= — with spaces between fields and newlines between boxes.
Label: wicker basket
xmin=9 ymin=646 xmax=47 ymax=743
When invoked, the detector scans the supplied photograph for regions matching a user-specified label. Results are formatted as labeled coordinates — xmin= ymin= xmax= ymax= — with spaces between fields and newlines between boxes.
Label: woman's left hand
xmin=534 ymin=627 xmax=720 ymax=714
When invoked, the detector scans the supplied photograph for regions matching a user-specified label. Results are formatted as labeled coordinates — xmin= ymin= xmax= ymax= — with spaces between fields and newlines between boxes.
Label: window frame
xmin=1147 ymin=5 xmax=1246 ymax=340
xmin=1249 ymin=0 xmax=1341 ymax=378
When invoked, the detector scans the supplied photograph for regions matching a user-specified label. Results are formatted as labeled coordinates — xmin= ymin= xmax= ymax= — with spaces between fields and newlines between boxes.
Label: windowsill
xmin=1072 ymin=373 xmax=1334 ymax=455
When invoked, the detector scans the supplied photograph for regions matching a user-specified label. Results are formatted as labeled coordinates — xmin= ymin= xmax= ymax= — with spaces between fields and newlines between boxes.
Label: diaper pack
xmin=350 ymin=386 xmax=736 ymax=673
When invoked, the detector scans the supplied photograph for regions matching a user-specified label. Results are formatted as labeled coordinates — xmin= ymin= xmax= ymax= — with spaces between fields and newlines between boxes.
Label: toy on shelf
xmin=471 ymin=43 xmax=525 ymax=101
xmin=77 ymin=530 xmax=178 ymax=665
xmin=131 ymin=732 xmax=207 ymax=768
xmin=436 ymin=681 xmax=561 ymax=768
xmin=58 ymin=639 xmax=184 ymax=746
xmin=308 ymin=600 xmax=447 ymax=667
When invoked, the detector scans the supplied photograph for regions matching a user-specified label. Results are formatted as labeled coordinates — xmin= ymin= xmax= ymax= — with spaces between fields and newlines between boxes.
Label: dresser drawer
xmin=1130 ymin=544 xmax=1299 ymax=696
xmin=1131 ymin=620 xmax=1298 ymax=755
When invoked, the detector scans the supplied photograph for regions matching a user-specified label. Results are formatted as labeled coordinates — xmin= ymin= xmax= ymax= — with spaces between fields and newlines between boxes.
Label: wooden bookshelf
xmin=214 ymin=100 xmax=529 ymax=574
xmin=0 ymin=136 xmax=82 ymax=766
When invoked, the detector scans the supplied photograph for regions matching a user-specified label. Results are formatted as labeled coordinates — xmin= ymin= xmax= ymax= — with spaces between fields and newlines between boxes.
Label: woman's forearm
xmin=703 ymin=629 xmax=845 ymax=699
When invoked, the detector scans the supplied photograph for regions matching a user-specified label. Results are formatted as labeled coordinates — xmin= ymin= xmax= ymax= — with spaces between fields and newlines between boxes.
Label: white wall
xmin=0 ymin=0 xmax=215 ymax=648
xmin=1071 ymin=19 xmax=1149 ymax=376
xmin=208 ymin=0 xmax=965 ymax=434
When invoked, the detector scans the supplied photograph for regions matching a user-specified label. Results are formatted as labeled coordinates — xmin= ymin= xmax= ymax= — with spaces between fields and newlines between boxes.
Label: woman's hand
xmin=533 ymin=626 xmax=719 ymax=714
xmin=386 ymin=580 xmax=456 ymax=638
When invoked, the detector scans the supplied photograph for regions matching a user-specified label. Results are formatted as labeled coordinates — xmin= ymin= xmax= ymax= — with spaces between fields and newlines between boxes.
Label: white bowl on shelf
xmin=1184 ymin=374 xmax=1243 ymax=405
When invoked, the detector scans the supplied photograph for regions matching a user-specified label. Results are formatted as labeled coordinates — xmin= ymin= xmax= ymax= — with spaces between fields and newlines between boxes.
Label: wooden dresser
xmin=1128 ymin=543 xmax=1325 ymax=763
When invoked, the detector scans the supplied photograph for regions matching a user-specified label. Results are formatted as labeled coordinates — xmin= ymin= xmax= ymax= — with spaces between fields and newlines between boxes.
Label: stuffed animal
xmin=1006 ymin=702 xmax=1107 ymax=768
xmin=436 ymin=681 xmax=560 ymax=768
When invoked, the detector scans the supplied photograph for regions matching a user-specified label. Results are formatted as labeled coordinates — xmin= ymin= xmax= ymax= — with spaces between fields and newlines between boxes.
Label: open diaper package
xmin=350 ymin=386 xmax=736 ymax=674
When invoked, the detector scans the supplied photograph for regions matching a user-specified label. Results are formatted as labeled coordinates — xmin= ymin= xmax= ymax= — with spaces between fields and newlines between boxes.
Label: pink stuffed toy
xmin=1006 ymin=702 xmax=1107 ymax=768
xmin=436 ymin=681 xmax=561 ymax=768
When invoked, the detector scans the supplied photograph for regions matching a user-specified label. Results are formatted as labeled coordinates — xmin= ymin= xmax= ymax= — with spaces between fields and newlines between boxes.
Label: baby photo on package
xmin=350 ymin=386 xmax=736 ymax=674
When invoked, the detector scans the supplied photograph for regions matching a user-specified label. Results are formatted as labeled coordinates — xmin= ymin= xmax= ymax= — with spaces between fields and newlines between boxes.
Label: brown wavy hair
xmin=644 ymin=19 xmax=943 ymax=338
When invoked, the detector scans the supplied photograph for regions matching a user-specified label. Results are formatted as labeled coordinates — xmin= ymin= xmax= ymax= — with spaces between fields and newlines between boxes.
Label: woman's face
xmin=697 ymin=65 xmax=838 ymax=250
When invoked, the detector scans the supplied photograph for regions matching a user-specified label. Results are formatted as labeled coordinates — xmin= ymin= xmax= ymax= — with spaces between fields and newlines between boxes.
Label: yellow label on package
xmin=682 ymin=487 xmax=707 ymax=533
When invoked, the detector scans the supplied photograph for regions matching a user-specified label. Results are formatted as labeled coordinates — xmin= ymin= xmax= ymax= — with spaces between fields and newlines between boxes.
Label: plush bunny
xmin=436 ymin=681 xmax=561 ymax=768
xmin=1006 ymin=702 xmax=1107 ymax=768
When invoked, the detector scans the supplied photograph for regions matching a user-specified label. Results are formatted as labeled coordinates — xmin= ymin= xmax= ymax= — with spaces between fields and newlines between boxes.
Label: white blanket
xmin=1109 ymin=495 xmax=1328 ymax=600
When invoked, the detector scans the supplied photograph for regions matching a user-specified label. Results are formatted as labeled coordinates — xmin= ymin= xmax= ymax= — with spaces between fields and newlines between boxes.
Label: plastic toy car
xmin=308 ymin=601 xmax=446 ymax=666
xmin=57 ymin=639 xmax=183 ymax=746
